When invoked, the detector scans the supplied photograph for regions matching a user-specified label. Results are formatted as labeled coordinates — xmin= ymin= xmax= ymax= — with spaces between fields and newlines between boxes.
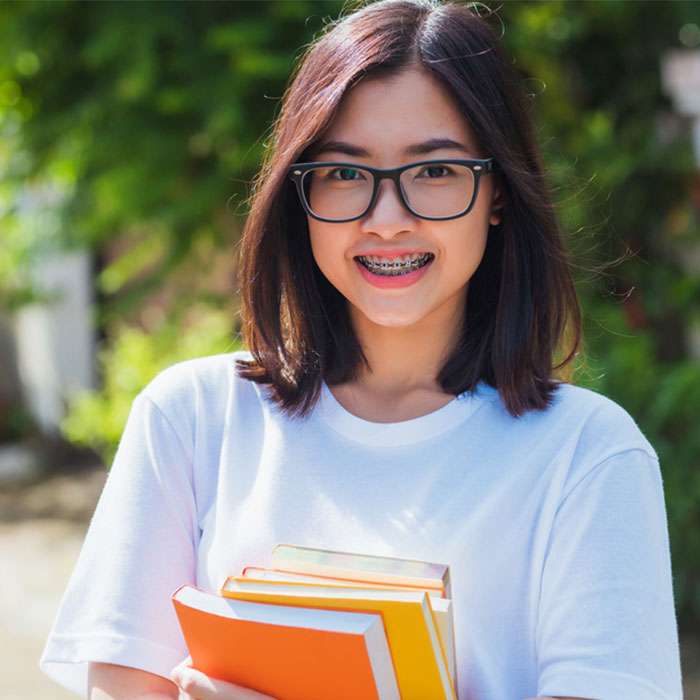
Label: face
xmin=306 ymin=66 xmax=502 ymax=333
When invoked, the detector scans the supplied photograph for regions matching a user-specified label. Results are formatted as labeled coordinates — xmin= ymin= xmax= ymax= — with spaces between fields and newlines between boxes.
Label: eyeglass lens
xmin=301 ymin=163 xmax=476 ymax=220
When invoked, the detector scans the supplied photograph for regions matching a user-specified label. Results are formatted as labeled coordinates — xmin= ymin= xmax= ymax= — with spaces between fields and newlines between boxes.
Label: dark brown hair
xmin=234 ymin=0 xmax=582 ymax=419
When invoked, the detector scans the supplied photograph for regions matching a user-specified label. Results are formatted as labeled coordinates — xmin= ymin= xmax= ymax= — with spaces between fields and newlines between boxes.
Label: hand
xmin=170 ymin=656 xmax=278 ymax=700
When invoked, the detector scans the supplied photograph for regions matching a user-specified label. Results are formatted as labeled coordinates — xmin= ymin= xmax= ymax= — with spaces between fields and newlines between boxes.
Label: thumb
xmin=170 ymin=655 xmax=193 ymax=684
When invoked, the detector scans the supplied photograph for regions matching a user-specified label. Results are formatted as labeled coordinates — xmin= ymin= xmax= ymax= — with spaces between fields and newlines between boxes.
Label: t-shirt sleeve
xmin=39 ymin=391 xmax=199 ymax=697
xmin=536 ymin=448 xmax=683 ymax=700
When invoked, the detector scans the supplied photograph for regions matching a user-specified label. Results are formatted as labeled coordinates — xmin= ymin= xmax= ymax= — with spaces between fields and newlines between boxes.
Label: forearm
xmin=89 ymin=692 xmax=177 ymax=700
xmin=526 ymin=696 xmax=592 ymax=699
xmin=88 ymin=662 xmax=179 ymax=700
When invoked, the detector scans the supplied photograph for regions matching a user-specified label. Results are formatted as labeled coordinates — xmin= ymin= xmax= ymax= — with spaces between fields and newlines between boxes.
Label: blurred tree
xmin=0 ymin=0 xmax=342 ymax=322
xmin=0 ymin=0 xmax=698 ymax=628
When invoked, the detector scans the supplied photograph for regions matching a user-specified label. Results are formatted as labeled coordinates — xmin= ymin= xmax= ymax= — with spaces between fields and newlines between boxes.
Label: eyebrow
xmin=313 ymin=137 xmax=475 ymax=158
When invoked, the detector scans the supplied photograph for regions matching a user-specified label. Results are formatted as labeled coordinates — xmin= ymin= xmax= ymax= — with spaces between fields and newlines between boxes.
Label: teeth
xmin=357 ymin=253 xmax=433 ymax=275
xmin=364 ymin=253 xmax=428 ymax=265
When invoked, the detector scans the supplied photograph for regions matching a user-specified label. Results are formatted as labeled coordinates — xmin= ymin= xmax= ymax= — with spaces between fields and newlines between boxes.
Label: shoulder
xmin=485 ymin=382 xmax=663 ymax=518
xmin=136 ymin=349 xmax=260 ymax=431
xmin=491 ymin=380 xmax=660 ymax=496
xmin=140 ymin=348 xmax=254 ymax=398
xmin=549 ymin=382 xmax=657 ymax=462
xmin=532 ymin=382 xmax=662 ymax=504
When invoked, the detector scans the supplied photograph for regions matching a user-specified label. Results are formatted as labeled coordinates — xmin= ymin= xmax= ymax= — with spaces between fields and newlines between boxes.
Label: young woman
xmin=40 ymin=1 xmax=683 ymax=699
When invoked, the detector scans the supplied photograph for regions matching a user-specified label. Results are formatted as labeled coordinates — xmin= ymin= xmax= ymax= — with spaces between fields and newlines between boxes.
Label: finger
xmin=170 ymin=655 xmax=193 ymax=685
xmin=173 ymin=666 xmax=276 ymax=700
xmin=171 ymin=654 xmax=192 ymax=670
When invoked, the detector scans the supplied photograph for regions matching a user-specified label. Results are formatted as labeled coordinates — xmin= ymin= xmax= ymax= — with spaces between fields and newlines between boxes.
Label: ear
xmin=489 ymin=185 xmax=504 ymax=226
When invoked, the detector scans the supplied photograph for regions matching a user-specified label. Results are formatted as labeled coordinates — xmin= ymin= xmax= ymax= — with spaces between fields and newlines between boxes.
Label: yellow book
xmin=240 ymin=567 xmax=456 ymax=688
xmin=220 ymin=577 xmax=456 ymax=700
xmin=269 ymin=543 xmax=456 ymax=691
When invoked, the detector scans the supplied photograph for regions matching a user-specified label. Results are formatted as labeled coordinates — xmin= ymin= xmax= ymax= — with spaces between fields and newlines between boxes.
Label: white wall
xmin=12 ymin=249 xmax=96 ymax=435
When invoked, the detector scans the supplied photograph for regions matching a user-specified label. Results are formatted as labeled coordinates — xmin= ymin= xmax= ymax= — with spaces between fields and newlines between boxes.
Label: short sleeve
xmin=39 ymin=392 xmax=199 ymax=697
xmin=536 ymin=448 xmax=683 ymax=700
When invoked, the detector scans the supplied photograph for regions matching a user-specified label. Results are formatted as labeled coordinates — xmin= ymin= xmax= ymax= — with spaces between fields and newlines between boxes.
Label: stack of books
xmin=171 ymin=544 xmax=458 ymax=700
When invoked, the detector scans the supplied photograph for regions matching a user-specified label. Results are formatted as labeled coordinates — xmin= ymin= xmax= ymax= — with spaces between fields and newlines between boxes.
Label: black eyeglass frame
xmin=287 ymin=157 xmax=497 ymax=223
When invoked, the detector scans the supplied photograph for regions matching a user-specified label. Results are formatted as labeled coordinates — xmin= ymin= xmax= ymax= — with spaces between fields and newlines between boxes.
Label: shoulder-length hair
xmin=234 ymin=0 xmax=582 ymax=420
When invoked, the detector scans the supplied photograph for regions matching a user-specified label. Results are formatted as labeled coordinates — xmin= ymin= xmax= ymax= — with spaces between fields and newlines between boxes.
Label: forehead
xmin=317 ymin=67 xmax=480 ymax=158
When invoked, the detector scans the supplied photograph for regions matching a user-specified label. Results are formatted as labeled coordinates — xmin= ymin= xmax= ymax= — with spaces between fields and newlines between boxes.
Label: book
xmin=240 ymin=565 xmax=456 ymax=687
xmin=171 ymin=544 xmax=457 ymax=699
xmin=271 ymin=542 xmax=451 ymax=597
xmin=242 ymin=565 xmax=445 ymax=596
xmin=172 ymin=584 xmax=400 ymax=700
xmin=220 ymin=577 xmax=457 ymax=700
xmin=265 ymin=543 xmax=455 ymax=689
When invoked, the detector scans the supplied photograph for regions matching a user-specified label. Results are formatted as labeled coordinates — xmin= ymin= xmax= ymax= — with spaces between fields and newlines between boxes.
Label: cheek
xmin=443 ymin=224 xmax=489 ymax=278
xmin=308 ymin=223 xmax=327 ymax=265
xmin=308 ymin=222 xmax=347 ymax=282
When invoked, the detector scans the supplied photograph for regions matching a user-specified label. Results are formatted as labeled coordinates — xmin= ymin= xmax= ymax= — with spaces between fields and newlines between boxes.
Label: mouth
xmin=353 ymin=252 xmax=435 ymax=277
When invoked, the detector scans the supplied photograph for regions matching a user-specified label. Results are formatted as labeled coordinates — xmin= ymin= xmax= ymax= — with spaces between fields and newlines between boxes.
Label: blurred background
xmin=0 ymin=0 xmax=699 ymax=697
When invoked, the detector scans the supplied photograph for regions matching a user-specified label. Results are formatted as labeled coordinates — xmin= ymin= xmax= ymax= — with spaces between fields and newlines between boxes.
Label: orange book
xmin=171 ymin=584 xmax=400 ymax=700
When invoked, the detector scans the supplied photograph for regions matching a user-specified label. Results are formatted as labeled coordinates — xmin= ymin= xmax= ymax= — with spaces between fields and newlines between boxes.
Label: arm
xmin=88 ymin=662 xmax=179 ymax=700
xmin=41 ymin=390 xmax=199 ymax=696
xmin=535 ymin=450 xmax=681 ymax=699
xmin=88 ymin=659 xmax=278 ymax=700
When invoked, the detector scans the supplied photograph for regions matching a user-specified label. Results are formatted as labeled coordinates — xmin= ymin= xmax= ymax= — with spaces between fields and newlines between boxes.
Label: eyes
xmin=328 ymin=164 xmax=454 ymax=181
xmin=332 ymin=167 xmax=362 ymax=181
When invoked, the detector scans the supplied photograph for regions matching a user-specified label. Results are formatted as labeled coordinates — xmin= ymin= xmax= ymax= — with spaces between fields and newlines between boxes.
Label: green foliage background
xmin=1 ymin=0 xmax=699 ymax=629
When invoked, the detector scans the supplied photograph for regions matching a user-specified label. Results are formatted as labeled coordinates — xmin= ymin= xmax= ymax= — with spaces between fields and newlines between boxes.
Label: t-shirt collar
xmin=316 ymin=379 xmax=498 ymax=447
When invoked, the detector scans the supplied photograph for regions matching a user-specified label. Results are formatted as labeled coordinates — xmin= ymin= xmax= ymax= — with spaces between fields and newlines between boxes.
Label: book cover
xmin=172 ymin=584 xmax=400 ymax=700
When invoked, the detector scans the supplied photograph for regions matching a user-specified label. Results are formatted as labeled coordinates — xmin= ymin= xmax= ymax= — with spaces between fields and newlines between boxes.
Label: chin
xmin=360 ymin=308 xmax=429 ymax=328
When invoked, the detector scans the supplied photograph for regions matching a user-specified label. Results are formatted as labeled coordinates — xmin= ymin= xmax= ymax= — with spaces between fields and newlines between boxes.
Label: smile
xmin=355 ymin=253 xmax=434 ymax=276
xmin=353 ymin=253 xmax=435 ymax=289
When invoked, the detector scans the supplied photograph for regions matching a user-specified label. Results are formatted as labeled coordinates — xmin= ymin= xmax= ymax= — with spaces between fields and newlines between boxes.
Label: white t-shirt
xmin=39 ymin=350 xmax=683 ymax=700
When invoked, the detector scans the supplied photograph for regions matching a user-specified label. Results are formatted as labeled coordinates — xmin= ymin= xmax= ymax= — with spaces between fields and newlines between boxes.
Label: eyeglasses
xmin=287 ymin=158 xmax=496 ymax=223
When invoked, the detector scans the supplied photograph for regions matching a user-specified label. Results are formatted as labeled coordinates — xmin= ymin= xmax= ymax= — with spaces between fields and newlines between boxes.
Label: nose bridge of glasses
xmin=371 ymin=170 xmax=408 ymax=211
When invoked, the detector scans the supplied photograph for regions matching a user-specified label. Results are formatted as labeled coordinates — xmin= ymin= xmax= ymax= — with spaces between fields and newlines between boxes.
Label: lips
xmin=353 ymin=254 xmax=434 ymax=288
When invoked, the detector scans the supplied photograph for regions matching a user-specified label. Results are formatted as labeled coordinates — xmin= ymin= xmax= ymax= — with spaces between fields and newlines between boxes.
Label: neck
xmin=347 ymin=288 xmax=467 ymax=397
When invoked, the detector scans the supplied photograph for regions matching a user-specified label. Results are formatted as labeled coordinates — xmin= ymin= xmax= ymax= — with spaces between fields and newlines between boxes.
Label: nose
xmin=360 ymin=177 xmax=416 ymax=233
